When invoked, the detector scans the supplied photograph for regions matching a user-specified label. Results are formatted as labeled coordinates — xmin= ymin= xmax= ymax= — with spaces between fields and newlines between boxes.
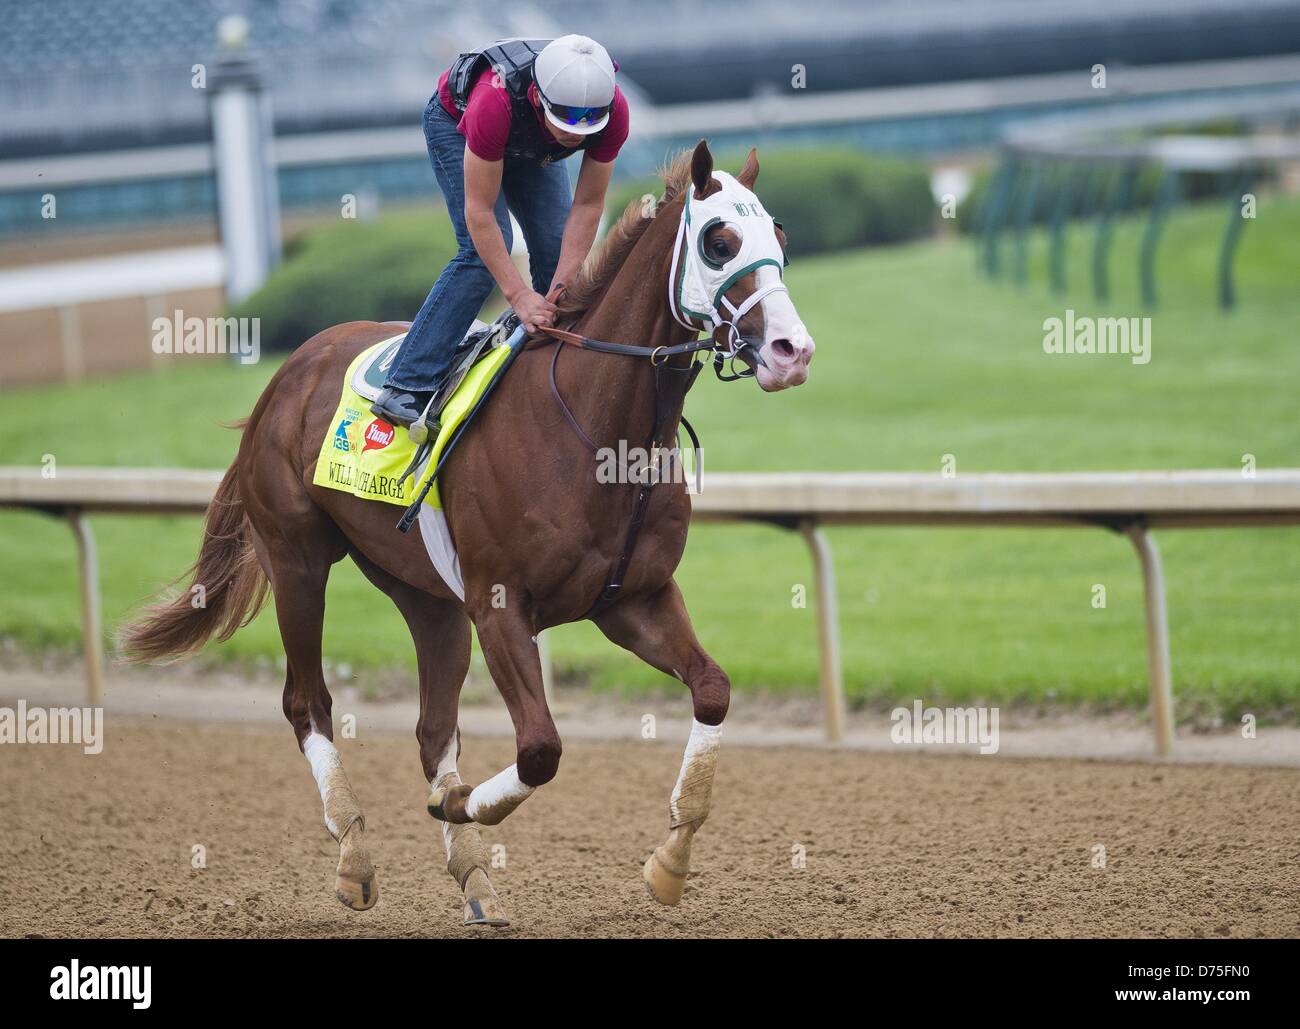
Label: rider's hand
xmin=513 ymin=289 xmax=557 ymax=334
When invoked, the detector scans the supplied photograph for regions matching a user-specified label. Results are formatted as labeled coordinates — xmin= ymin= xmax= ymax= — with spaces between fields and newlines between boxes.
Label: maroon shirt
xmin=437 ymin=65 xmax=629 ymax=163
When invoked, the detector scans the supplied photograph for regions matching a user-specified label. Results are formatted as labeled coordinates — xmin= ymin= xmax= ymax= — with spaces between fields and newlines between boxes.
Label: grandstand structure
xmin=4 ymin=0 xmax=1300 ymax=234
xmin=3 ymin=1 xmax=1300 ymax=385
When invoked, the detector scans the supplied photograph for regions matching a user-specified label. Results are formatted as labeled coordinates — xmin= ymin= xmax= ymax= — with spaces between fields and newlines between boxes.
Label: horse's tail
xmin=119 ymin=449 xmax=268 ymax=663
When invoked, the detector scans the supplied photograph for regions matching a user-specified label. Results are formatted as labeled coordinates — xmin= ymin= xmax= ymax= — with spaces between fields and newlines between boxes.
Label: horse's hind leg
xmin=594 ymin=579 xmax=730 ymax=907
xmin=350 ymin=553 xmax=509 ymax=928
xmin=246 ymin=518 xmax=378 ymax=912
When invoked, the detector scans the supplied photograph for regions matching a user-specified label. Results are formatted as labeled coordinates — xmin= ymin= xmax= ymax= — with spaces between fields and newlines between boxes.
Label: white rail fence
xmin=3 ymin=467 xmax=1299 ymax=756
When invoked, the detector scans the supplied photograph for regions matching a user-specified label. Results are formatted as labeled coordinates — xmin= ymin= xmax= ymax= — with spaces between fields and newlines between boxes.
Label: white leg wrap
xmin=303 ymin=732 xmax=341 ymax=833
xmin=669 ymin=720 xmax=722 ymax=828
xmin=426 ymin=735 xmax=462 ymax=860
xmin=432 ymin=733 xmax=459 ymax=784
xmin=466 ymin=763 xmax=535 ymax=825
xmin=436 ymin=770 xmax=487 ymax=886
xmin=303 ymin=731 xmax=359 ymax=839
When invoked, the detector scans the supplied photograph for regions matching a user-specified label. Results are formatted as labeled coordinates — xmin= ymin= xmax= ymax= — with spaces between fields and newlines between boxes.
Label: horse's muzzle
xmin=754 ymin=329 xmax=814 ymax=391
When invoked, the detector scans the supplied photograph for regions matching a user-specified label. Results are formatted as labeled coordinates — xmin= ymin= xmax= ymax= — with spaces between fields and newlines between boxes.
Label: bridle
xmin=529 ymin=176 xmax=790 ymax=617
xmin=531 ymin=321 xmax=753 ymax=381
xmin=665 ymin=181 xmax=789 ymax=382
xmin=531 ymin=170 xmax=790 ymax=378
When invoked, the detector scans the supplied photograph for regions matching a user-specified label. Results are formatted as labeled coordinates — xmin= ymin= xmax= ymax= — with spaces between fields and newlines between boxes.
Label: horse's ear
xmin=691 ymin=140 xmax=718 ymax=199
xmin=737 ymin=148 xmax=759 ymax=189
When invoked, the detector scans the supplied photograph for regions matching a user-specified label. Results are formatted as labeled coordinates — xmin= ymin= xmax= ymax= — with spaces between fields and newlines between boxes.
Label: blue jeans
xmin=386 ymin=97 xmax=572 ymax=392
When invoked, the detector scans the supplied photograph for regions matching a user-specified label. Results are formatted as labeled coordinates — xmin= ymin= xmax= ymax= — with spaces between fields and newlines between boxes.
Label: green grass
xmin=3 ymin=192 xmax=1298 ymax=719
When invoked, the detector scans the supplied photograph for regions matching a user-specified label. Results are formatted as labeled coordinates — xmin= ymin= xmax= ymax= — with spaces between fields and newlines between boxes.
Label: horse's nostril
xmin=770 ymin=338 xmax=795 ymax=361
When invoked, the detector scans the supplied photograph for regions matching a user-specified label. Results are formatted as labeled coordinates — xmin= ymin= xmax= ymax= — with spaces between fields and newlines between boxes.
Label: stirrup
xmin=408 ymin=315 xmax=514 ymax=443
xmin=407 ymin=394 xmax=441 ymax=444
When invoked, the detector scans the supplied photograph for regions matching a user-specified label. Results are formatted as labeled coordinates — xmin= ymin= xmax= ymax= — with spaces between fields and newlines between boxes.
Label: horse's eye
xmin=710 ymin=238 xmax=731 ymax=259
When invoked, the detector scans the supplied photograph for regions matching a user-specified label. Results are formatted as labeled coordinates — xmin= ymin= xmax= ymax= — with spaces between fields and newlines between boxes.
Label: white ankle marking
xmin=430 ymin=736 xmax=463 ymax=861
xmin=433 ymin=734 xmax=458 ymax=783
xmin=303 ymin=731 xmax=343 ymax=835
xmin=466 ymin=764 xmax=534 ymax=822
xmin=303 ymin=732 xmax=339 ymax=794
xmin=670 ymin=720 xmax=722 ymax=827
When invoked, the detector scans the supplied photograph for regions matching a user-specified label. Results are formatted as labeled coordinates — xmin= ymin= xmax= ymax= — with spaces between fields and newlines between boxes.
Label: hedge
xmin=608 ymin=147 xmax=935 ymax=258
xmin=229 ymin=212 xmax=458 ymax=351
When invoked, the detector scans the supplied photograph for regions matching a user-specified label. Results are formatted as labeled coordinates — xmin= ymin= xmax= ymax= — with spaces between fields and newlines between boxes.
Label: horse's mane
xmin=556 ymin=149 xmax=694 ymax=318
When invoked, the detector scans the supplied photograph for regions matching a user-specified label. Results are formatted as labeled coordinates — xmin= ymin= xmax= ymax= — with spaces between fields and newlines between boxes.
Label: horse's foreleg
xmin=431 ymin=598 xmax=560 ymax=827
xmin=350 ymin=552 xmax=508 ymax=928
xmin=594 ymin=580 xmax=731 ymax=906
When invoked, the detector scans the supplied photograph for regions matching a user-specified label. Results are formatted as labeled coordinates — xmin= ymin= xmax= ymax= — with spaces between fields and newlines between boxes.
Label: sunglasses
xmin=538 ymin=88 xmax=610 ymax=129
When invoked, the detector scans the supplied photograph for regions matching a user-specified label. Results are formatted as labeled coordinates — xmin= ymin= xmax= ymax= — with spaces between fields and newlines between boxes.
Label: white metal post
xmin=799 ymin=518 xmax=847 ymax=742
xmin=68 ymin=510 xmax=105 ymax=707
xmin=1126 ymin=523 xmax=1175 ymax=757
xmin=209 ymin=27 xmax=279 ymax=305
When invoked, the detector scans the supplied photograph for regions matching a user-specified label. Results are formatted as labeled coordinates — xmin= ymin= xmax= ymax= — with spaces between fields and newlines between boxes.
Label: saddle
xmin=353 ymin=309 xmax=520 ymax=439
xmin=314 ymin=309 xmax=525 ymax=514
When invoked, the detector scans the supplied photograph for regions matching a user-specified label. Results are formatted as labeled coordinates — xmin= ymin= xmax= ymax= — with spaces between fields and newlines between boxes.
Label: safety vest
xmin=446 ymin=38 xmax=594 ymax=163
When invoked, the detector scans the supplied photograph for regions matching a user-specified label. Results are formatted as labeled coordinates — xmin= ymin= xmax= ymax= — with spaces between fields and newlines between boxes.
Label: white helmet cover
xmin=534 ymin=35 xmax=616 ymax=136
xmin=669 ymin=170 xmax=789 ymax=344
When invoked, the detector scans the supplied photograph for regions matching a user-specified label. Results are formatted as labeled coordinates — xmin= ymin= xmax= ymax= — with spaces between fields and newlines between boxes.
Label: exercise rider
xmin=372 ymin=35 xmax=630 ymax=429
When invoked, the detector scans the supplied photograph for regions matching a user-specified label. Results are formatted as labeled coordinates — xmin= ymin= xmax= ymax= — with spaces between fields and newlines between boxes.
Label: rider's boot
xmin=371 ymin=386 xmax=435 ymax=432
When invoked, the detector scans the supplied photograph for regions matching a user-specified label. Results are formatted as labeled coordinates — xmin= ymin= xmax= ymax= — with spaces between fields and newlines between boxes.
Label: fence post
xmin=67 ymin=510 xmax=105 ymax=707
xmin=1126 ymin=523 xmax=1174 ymax=757
xmin=798 ymin=518 xmax=846 ymax=742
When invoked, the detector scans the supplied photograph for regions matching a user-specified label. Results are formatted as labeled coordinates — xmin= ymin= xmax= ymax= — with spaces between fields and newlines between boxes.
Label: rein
xmin=532 ymin=324 xmax=710 ymax=618
xmin=518 ymin=172 xmax=787 ymax=618
xmin=531 ymin=323 xmax=762 ymax=381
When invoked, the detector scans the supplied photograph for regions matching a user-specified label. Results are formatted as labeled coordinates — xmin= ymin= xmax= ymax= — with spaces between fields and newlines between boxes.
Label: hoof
xmin=643 ymin=849 xmax=687 ymax=906
xmin=427 ymin=783 xmax=473 ymax=823
xmin=335 ymin=873 xmax=378 ymax=911
xmin=334 ymin=820 xmax=377 ymax=911
xmin=462 ymin=892 xmax=511 ymax=928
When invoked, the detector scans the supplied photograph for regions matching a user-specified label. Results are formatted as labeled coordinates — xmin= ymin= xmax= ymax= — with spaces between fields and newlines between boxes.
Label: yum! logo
xmin=362 ymin=419 xmax=395 ymax=454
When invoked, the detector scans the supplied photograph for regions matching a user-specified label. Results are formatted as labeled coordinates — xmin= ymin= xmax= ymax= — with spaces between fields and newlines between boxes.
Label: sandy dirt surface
xmin=2 ymin=716 xmax=1297 ymax=938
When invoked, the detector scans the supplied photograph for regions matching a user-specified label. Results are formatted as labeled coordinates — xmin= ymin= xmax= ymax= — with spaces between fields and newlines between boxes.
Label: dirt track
xmin=1 ymin=717 xmax=1297 ymax=938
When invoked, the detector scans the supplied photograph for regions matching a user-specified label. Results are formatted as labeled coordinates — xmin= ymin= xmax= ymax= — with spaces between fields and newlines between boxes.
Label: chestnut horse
xmin=123 ymin=141 xmax=814 ymax=927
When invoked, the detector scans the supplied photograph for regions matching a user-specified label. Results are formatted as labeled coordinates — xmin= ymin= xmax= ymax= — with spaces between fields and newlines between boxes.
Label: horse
xmin=122 ymin=140 xmax=814 ymax=928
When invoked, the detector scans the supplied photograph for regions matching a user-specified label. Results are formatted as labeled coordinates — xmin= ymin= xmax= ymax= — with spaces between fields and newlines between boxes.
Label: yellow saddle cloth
xmin=312 ymin=334 xmax=510 ymax=510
